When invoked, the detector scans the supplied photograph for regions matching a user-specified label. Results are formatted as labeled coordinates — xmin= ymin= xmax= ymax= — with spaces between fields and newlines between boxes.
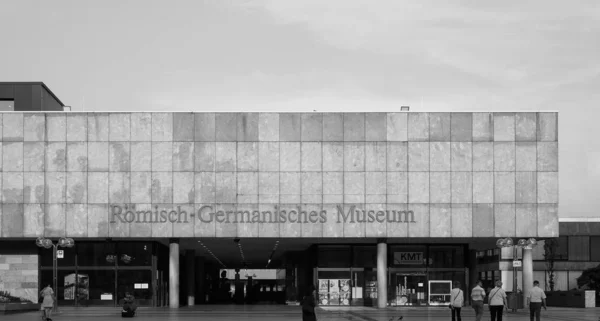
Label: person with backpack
xmin=300 ymin=285 xmax=317 ymax=321
xmin=488 ymin=281 xmax=508 ymax=321
xmin=449 ymin=281 xmax=464 ymax=321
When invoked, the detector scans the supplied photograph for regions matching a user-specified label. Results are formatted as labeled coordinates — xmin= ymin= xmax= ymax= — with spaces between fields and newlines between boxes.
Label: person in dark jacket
xmin=300 ymin=285 xmax=317 ymax=321
xmin=121 ymin=292 xmax=137 ymax=318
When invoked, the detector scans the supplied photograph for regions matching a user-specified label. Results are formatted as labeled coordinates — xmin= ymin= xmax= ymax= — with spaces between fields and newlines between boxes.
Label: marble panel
xmin=66 ymin=204 xmax=88 ymax=237
xmin=87 ymin=142 xmax=108 ymax=171
xmin=365 ymin=142 xmax=386 ymax=171
xmin=44 ymin=172 xmax=65 ymax=203
xmin=472 ymin=204 xmax=494 ymax=237
xmin=87 ymin=204 xmax=109 ymax=238
xmin=301 ymin=113 xmax=323 ymax=141
xmin=237 ymin=113 xmax=258 ymax=142
xmin=537 ymin=204 xmax=558 ymax=237
xmin=257 ymin=204 xmax=280 ymax=237
xmin=150 ymin=204 xmax=172 ymax=238
xmin=472 ymin=142 xmax=493 ymax=171
xmin=516 ymin=142 xmax=537 ymax=171
xmin=152 ymin=172 xmax=174 ymax=203
xmin=430 ymin=172 xmax=451 ymax=203
xmin=364 ymin=203 xmax=387 ymax=237
xmin=322 ymin=114 xmax=344 ymax=141
xmin=408 ymin=113 xmax=429 ymax=141
xmin=195 ymin=172 xmax=215 ymax=203
xmin=3 ymin=142 xmax=23 ymax=171
xmin=452 ymin=204 xmax=473 ymax=237
xmin=280 ymin=142 xmax=300 ymax=171
xmin=173 ymin=142 xmax=194 ymax=171
xmin=258 ymin=142 xmax=279 ymax=171
xmin=344 ymin=172 xmax=365 ymax=203
xmin=46 ymin=114 xmax=66 ymax=142
xmin=280 ymin=172 xmax=301 ymax=203
xmin=23 ymin=204 xmax=44 ymax=237
xmin=365 ymin=113 xmax=386 ymax=141
xmin=408 ymin=172 xmax=429 ymax=203
xmin=322 ymin=203 xmax=344 ymax=237
xmin=131 ymin=113 xmax=152 ymax=141
xmin=235 ymin=204 xmax=259 ymax=237
xmin=516 ymin=172 xmax=536 ymax=203
xmin=151 ymin=113 xmax=173 ymax=142
xmin=66 ymin=114 xmax=87 ymax=141
xmin=194 ymin=142 xmax=215 ymax=172
xmin=323 ymin=143 xmax=343 ymax=171
xmin=451 ymin=142 xmax=472 ymax=171
xmin=537 ymin=172 xmax=558 ymax=203
xmin=194 ymin=113 xmax=216 ymax=141
xmin=237 ymin=142 xmax=258 ymax=171
xmin=130 ymin=142 xmax=151 ymax=171
xmin=88 ymin=113 xmax=109 ymax=141
xmin=341 ymin=204 xmax=366 ymax=238
xmin=131 ymin=172 xmax=152 ymax=203
xmin=494 ymin=142 xmax=515 ymax=171
xmin=516 ymin=204 xmax=537 ymax=237
xmin=408 ymin=204 xmax=429 ymax=237
xmin=109 ymin=113 xmax=131 ymax=141
xmin=451 ymin=172 xmax=472 ymax=203
xmin=323 ymin=172 xmax=343 ymax=203
xmin=109 ymin=172 xmax=131 ymax=203
xmin=173 ymin=172 xmax=195 ymax=204
xmin=385 ymin=203 xmax=409 ymax=237
xmin=494 ymin=113 xmax=515 ymax=141
xmin=430 ymin=142 xmax=451 ymax=171
xmin=344 ymin=113 xmax=365 ymax=141
xmin=1 ymin=204 xmax=24 ymax=237
xmin=279 ymin=114 xmax=301 ymax=141
xmin=387 ymin=142 xmax=408 ymax=171
xmin=237 ymin=172 xmax=258 ymax=203
xmin=128 ymin=203 xmax=152 ymax=238
xmin=259 ymin=172 xmax=279 ymax=203
xmin=409 ymin=142 xmax=429 ymax=171
xmin=258 ymin=113 xmax=279 ymax=141
xmin=537 ymin=113 xmax=558 ymax=142
xmin=387 ymin=113 xmax=408 ymax=141
xmin=173 ymin=113 xmax=195 ymax=141
xmin=279 ymin=204 xmax=302 ymax=238
xmin=23 ymin=172 xmax=45 ymax=204
xmin=301 ymin=172 xmax=322 ymax=204
xmin=24 ymin=114 xmax=45 ymax=141
xmin=366 ymin=172 xmax=386 ymax=203
xmin=429 ymin=204 xmax=451 ymax=237
xmin=387 ymin=172 xmax=408 ymax=203
xmin=3 ymin=172 xmax=24 ymax=203
xmin=2 ymin=113 xmax=22 ymax=141
xmin=109 ymin=142 xmax=130 ymax=172
xmin=301 ymin=142 xmax=322 ymax=171
xmin=494 ymin=204 xmax=516 ymax=237
xmin=152 ymin=142 xmax=172 ymax=171
xmin=66 ymin=172 xmax=87 ymax=203
xmin=516 ymin=113 xmax=537 ymax=141
xmin=67 ymin=142 xmax=88 ymax=171
xmin=429 ymin=113 xmax=450 ymax=141
xmin=473 ymin=172 xmax=493 ymax=203
xmin=44 ymin=204 xmax=66 ymax=237
xmin=215 ymin=172 xmax=236 ymax=203
xmin=344 ymin=142 xmax=365 ymax=172
xmin=195 ymin=204 xmax=216 ymax=237
xmin=87 ymin=172 xmax=109 ymax=203
xmin=494 ymin=172 xmax=515 ymax=203
xmin=472 ymin=112 xmax=494 ymax=141
xmin=301 ymin=204 xmax=324 ymax=238
xmin=45 ymin=142 xmax=66 ymax=171
xmin=451 ymin=113 xmax=472 ymax=142
xmin=537 ymin=142 xmax=558 ymax=171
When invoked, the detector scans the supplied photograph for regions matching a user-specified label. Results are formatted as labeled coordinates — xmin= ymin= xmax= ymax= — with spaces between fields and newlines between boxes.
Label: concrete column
xmin=186 ymin=250 xmax=195 ymax=306
xmin=376 ymin=240 xmax=388 ymax=308
xmin=522 ymin=247 xmax=533 ymax=306
xmin=169 ymin=239 xmax=180 ymax=308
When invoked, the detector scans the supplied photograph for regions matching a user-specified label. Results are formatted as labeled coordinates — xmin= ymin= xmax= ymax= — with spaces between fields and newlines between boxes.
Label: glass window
xmin=40 ymin=246 xmax=76 ymax=267
xmin=429 ymin=246 xmax=465 ymax=268
xmin=390 ymin=245 xmax=426 ymax=267
xmin=76 ymin=270 xmax=116 ymax=306
xmin=117 ymin=270 xmax=153 ymax=306
xmin=554 ymin=236 xmax=568 ymax=260
xmin=0 ymin=100 xmax=14 ymax=111
xmin=352 ymin=246 xmax=376 ymax=268
xmin=77 ymin=242 xmax=116 ymax=267
xmin=40 ymin=269 xmax=78 ymax=305
xmin=591 ymin=237 xmax=600 ymax=261
xmin=117 ymin=242 xmax=152 ymax=266
xmin=317 ymin=246 xmax=351 ymax=268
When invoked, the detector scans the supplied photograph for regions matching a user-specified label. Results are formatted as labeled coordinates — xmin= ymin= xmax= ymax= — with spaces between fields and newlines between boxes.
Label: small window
xmin=0 ymin=100 xmax=14 ymax=111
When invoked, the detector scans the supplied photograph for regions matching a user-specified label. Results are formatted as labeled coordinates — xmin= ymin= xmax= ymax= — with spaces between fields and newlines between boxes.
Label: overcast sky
xmin=1 ymin=0 xmax=599 ymax=218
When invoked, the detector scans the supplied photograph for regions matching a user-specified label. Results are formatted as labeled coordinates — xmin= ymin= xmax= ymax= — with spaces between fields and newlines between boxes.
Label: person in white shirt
xmin=488 ymin=281 xmax=508 ymax=321
xmin=526 ymin=280 xmax=547 ymax=321
xmin=471 ymin=280 xmax=486 ymax=321
xmin=449 ymin=281 xmax=464 ymax=321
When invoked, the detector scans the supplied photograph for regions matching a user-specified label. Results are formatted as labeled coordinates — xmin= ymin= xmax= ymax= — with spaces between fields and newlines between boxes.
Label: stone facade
xmin=0 ymin=254 xmax=38 ymax=303
xmin=0 ymin=112 xmax=558 ymax=238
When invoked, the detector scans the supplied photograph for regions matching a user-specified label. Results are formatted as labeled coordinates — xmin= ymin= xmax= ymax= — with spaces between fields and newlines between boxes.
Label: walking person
xmin=526 ymin=280 xmax=547 ymax=321
xmin=488 ymin=281 xmax=508 ymax=321
xmin=449 ymin=281 xmax=464 ymax=321
xmin=40 ymin=284 xmax=54 ymax=321
xmin=300 ymin=285 xmax=317 ymax=321
xmin=471 ymin=280 xmax=486 ymax=321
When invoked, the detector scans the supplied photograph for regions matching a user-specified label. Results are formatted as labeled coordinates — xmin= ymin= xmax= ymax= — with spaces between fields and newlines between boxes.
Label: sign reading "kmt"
xmin=394 ymin=252 xmax=424 ymax=264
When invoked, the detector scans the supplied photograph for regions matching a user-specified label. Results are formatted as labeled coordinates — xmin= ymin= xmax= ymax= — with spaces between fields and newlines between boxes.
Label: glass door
xmin=390 ymin=273 xmax=428 ymax=306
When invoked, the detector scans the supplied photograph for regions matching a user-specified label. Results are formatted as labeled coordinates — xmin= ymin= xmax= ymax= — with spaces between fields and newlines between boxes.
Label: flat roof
xmin=0 ymin=82 xmax=65 ymax=107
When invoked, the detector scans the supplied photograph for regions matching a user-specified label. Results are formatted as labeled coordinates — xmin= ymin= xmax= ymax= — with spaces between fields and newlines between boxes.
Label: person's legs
xmin=490 ymin=306 xmax=497 ymax=321
xmin=474 ymin=301 xmax=483 ymax=321
xmin=497 ymin=305 xmax=503 ymax=321
xmin=533 ymin=302 xmax=542 ymax=321
xmin=456 ymin=307 xmax=462 ymax=321
xmin=451 ymin=307 xmax=456 ymax=321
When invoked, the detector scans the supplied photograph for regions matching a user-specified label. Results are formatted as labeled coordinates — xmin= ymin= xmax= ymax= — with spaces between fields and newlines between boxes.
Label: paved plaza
xmin=3 ymin=305 xmax=599 ymax=321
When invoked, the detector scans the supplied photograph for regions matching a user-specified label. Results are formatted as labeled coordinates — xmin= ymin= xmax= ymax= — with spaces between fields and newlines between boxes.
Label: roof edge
xmin=0 ymin=82 xmax=65 ymax=107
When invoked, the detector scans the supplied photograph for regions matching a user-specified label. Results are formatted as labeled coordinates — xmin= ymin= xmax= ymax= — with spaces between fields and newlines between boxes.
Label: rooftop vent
xmin=401 ymin=106 xmax=410 ymax=111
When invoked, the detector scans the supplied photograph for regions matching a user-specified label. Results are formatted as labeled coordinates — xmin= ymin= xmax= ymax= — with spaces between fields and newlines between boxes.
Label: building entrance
xmin=391 ymin=272 xmax=427 ymax=306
